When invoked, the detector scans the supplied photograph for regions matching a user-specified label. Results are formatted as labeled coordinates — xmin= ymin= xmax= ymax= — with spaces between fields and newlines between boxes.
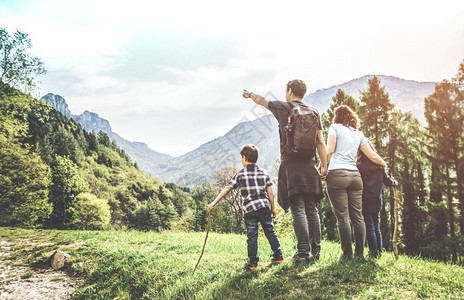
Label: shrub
xmin=68 ymin=193 xmax=111 ymax=230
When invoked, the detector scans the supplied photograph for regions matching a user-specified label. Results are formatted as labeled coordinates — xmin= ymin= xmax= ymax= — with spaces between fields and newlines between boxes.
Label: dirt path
xmin=0 ymin=239 xmax=82 ymax=300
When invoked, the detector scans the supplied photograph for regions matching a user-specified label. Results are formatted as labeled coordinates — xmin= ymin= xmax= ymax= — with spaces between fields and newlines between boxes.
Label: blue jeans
xmin=244 ymin=207 xmax=282 ymax=263
xmin=290 ymin=193 xmax=322 ymax=258
xmin=363 ymin=212 xmax=382 ymax=256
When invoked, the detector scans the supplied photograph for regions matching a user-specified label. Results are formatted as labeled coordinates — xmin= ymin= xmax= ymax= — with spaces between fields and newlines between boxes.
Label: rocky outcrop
xmin=41 ymin=93 xmax=72 ymax=118
xmin=73 ymin=110 xmax=112 ymax=133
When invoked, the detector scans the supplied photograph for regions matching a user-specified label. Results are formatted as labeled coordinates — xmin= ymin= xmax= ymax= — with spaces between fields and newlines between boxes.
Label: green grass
xmin=1 ymin=227 xmax=463 ymax=299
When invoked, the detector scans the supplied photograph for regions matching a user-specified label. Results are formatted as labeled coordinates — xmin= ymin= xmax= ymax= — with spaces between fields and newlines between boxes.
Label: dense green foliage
xmin=0 ymin=82 xmax=193 ymax=230
xmin=68 ymin=193 xmax=111 ymax=230
xmin=0 ymin=141 xmax=52 ymax=227
xmin=422 ymin=73 xmax=464 ymax=262
xmin=1 ymin=227 xmax=463 ymax=299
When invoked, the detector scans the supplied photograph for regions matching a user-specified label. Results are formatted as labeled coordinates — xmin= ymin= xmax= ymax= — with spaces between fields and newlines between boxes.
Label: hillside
xmin=0 ymin=83 xmax=192 ymax=230
xmin=1 ymin=227 xmax=462 ymax=299
xmin=41 ymin=94 xmax=173 ymax=177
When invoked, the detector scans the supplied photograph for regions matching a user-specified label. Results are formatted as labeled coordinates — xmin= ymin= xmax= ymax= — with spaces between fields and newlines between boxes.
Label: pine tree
xmin=423 ymin=68 xmax=464 ymax=262
xmin=359 ymin=75 xmax=394 ymax=153
xmin=192 ymin=183 xmax=216 ymax=231
xmin=423 ymin=160 xmax=448 ymax=260
xmin=424 ymin=76 xmax=464 ymax=238
xmin=387 ymin=111 xmax=427 ymax=255
xmin=359 ymin=76 xmax=395 ymax=249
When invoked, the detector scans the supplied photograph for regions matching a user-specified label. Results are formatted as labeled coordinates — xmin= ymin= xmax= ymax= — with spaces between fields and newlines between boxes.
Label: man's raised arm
xmin=243 ymin=89 xmax=269 ymax=109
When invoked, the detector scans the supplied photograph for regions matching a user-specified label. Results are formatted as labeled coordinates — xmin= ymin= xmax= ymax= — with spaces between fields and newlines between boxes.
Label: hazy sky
xmin=2 ymin=0 xmax=464 ymax=156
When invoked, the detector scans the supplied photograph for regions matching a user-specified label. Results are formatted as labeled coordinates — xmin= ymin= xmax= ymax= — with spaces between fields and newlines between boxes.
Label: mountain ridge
xmin=42 ymin=75 xmax=437 ymax=186
xmin=303 ymin=75 xmax=436 ymax=119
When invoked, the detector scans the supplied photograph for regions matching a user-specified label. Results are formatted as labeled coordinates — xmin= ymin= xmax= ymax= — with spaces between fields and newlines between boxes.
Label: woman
xmin=357 ymin=140 xmax=397 ymax=258
xmin=326 ymin=105 xmax=386 ymax=259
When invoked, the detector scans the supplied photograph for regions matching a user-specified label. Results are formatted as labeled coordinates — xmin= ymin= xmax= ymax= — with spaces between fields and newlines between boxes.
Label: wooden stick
xmin=392 ymin=180 xmax=399 ymax=260
xmin=193 ymin=211 xmax=211 ymax=274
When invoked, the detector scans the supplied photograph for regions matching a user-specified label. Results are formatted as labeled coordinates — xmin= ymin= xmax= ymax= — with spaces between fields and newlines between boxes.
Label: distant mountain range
xmin=42 ymin=75 xmax=436 ymax=187
xmin=304 ymin=75 xmax=436 ymax=120
xmin=41 ymin=94 xmax=172 ymax=176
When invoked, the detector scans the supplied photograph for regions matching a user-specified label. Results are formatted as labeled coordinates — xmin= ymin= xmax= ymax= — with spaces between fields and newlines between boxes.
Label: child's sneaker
xmin=271 ymin=254 xmax=284 ymax=264
xmin=244 ymin=262 xmax=258 ymax=271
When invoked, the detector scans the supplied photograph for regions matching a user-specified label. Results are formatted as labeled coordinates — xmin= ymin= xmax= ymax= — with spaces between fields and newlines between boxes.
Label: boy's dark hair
xmin=287 ymin=79 xmax=307 ymax=99
xmin=240 ymin=144 xmax=259 ymax=163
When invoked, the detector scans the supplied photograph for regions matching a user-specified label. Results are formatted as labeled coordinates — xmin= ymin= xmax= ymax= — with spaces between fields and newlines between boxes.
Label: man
xmin=243 ymin=79 xmax=327 ymax=262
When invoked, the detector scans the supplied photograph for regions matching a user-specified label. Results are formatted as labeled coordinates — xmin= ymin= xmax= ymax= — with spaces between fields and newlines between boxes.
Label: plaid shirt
xmin=228 ymin=164 xmax=273 ymax=214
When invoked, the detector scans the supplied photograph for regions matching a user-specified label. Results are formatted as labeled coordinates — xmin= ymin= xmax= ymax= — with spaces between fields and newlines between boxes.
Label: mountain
xmin=41 ymin=93 xmax=72 ymax=118
xmin=73 ymin=110 xmax=112 ymax=133
xmin=304 ymin=75 xmax=436 ymax=121
xmin=41 ymin=94 xmax=172 ymax=177
xmin=154 ymin=75 xmax=437 ymax=186
xmin=156 ymin=115 xmax=280 ymax=186
xmin=42 ymin=75 xmax=437 ymax=187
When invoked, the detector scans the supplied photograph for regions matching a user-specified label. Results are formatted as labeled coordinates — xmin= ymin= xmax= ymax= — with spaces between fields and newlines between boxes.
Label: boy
xmin=356 ymin=140 xmax=397 ymax=259
xmin=208 ymin=144 xmax=283 ymax=270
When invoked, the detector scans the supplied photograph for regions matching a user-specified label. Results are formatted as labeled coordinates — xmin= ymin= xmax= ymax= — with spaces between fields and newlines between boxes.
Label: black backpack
xmin=283 ymin=102 xmax=319 ymax=158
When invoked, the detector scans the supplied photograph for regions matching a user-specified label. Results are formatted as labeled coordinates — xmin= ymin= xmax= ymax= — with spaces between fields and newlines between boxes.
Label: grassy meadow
xmin=0 ymin=227 xmax=463 ymax=299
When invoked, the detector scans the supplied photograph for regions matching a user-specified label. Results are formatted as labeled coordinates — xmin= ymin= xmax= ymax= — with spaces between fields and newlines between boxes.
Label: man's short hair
xmin=240 ymin=144 xmax=259 ymax=163
xmin=287 ymin=79 xmax=307 ymax=99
